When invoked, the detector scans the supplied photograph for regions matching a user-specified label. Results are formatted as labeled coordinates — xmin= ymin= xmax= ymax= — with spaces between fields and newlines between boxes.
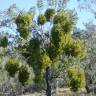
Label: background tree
xmin=77 ymin=0 xmax=96 ymax=19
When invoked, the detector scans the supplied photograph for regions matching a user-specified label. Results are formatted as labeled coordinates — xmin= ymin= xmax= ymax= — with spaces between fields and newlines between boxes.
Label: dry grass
xmin=21 ymin=88 xmax=95 ymax=96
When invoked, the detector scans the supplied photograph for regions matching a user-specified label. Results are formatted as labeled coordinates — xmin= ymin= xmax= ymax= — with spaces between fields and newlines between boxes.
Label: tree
xmin=15 ymin=8 xmax=86 ymax=96
xmin=0 ymin=1 xmax=86 ymax=95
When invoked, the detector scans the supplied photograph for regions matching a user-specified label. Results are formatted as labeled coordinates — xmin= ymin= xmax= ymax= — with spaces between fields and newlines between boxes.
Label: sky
xmin=0 ymin=0 xmax=96 ymax=29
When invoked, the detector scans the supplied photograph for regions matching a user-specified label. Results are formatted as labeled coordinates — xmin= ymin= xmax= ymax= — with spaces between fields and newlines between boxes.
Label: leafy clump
xmin=37 ymin=15 xmax=46 ymax=25
xmin=70 ymin=78 xmax=81 ymax=92
xmin=53 ymin=12 xmax=74 ymax=33
xmin=34 ymin=53 xmax=51 ymax=83
xmin=16 ymin=12 xmax=32 ymax=38
xmin=53 ymin=12 xmax=67 ymax=24
xmin=51 ymin=24 xmax=65 ymax=48
xmin=47 ymin=44 xmax=61 ymax=61
xmin=64 ymin=39 xmax=86 ymax=59
xmin=18 ymin=65 xmax=30 ymax=86
xmin=5 ymin=58 xmax=19 ymax=77
xmin=68 ymin=67 xmax=86 ymax=92
xmin=0 ymin=36 xmax=8 ymax=48
xmin=45 ymin=8 xmax=55 ymax=21
xmin=39 ymin=53 xmax=52 ymax=69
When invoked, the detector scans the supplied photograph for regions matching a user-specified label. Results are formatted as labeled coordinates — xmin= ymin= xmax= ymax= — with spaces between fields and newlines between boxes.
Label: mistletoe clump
xmin=51 ymin=24 xmax=65 ymax=48
xmin=16 ymin=12 xmax=32 ymax=38
xmin=39 ymin=53 xmax=52 ymax=69
xmin=5 ymin=58 xmax=19 ymax=77
xmin=47 ymin=43 xmax=62 ymax=61
xmin=68 ymin=66 xmax=86 ymax=92
xmin=0 ymin=36 xmax=8 ymax=48
xmin=45 ymin=8 xmax=55 ymax=21
xmin=53 ymin=12 xmax=74 ymax=33
xmin=18 ymin=65 xmax=30 ymax=86
xmin=37 ymin=15 xmax=46 ymax=25
xmin=64 ymin=39 xmax=86 ymax=58
xmin=53 ymin=12 xmax=67 ymax=24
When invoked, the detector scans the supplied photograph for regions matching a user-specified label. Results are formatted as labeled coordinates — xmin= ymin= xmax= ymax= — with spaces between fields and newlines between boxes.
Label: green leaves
xmin=0 ymin=36 xmax=8 ymax=48
xmin=45 ymin=8 xmax=55 ymax=21
xmin=15 ymin=7 xmax=86 ymax=87
xmin=70 ymin=78 xmax=81 ymax=92
xmin=37 ymin=15 xmax=46 ymax=25
xmin=16 ymin=12 xmax=32 ymax=39
xmin=68 ymin=66 xmax=86 ymax=92
xmin=18 ymin=65 xmax=30 ymax=86
xmin=64 ymin=39 xmax=86 ymax=59
xmin=28 ymin=38 xmax=41 ymax=54
xmin=53 ymin=12 xmax=65 ymax=24
xmin=5 ymin=58 xmax=19 ymax=77
xmin=39 ymin=53 xmax=52 ymax=69
xmin=53 ymin=11 xmax=75 ymax=33
xmin=5 ymin=58 xmax=31 ymax=86
xmin=47 ymin=43 xmax=61 ymax=61
xmin=51 ymin=24 xmax=65 ymax=48
xmin=16 ymin=13 xmax=32 ymax=27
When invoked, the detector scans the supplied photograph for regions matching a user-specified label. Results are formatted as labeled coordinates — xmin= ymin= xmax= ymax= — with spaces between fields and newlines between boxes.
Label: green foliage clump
xmin=0 ymin=36 xmax=8 ymax=48
xmin=18 ymin=28 xmax=31 ymax=39
xmin=16 ymin=13 xmax=32 ymax=27
xmin=27 ymin=38 xmax=41 ymax=66
xmin=64 ymin=39 xmax=86 ymax=59
xmin=39 ymin=53 xmax=52 ymax=69
xmin=18 ymin=65 xmax=30 ymax=86
xmin=28 ymin=38 xmax=41 ymax=54
xmin=68 ymin=67 xmax=86 ymax=92
xmin=25 ymin=38 xmax=43 ymax=83
xmin=47 ymin=43 xmax=62 ymax=61
xmin=53 ymin=12 xmax=67 ymax=24
xmin=37 ymin=15 xmax=46 ymax=25
xmin=48 ymin=23 xmax=74 ymax=61
xmin=62 ymin=21 xmax=73 ymax=33
xmin=5 ymin=58 xmax=19 ymax=77
xmin=33 ymin=53 xmax=51 ymax=83
xmin=16 ymin=12 xmax=32 ymax=38
xmin=45 ymin=8 xmax=55 ymax=21
xmin=51 ymin=24 xmax=65 ymax=48
xmin=70 ymin=78 xmax=81 ymax=92
xmin=47 ymin=24 xmax=66 ymax=61
xmin=53 ymin=12 xmax=74 ymax=33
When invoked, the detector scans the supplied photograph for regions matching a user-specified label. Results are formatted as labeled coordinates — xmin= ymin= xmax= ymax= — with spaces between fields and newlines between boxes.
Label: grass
xmin=21 ymin=88 xmax=95 ymax=96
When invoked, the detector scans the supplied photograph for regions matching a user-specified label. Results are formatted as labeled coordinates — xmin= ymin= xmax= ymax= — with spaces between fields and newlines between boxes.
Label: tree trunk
xmin=45 ymin=66 xmax=51 ymax=96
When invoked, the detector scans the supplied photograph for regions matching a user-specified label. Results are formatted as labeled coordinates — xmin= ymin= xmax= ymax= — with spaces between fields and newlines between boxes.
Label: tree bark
xmin=45 ymin=66 xmax=51 ymax=96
